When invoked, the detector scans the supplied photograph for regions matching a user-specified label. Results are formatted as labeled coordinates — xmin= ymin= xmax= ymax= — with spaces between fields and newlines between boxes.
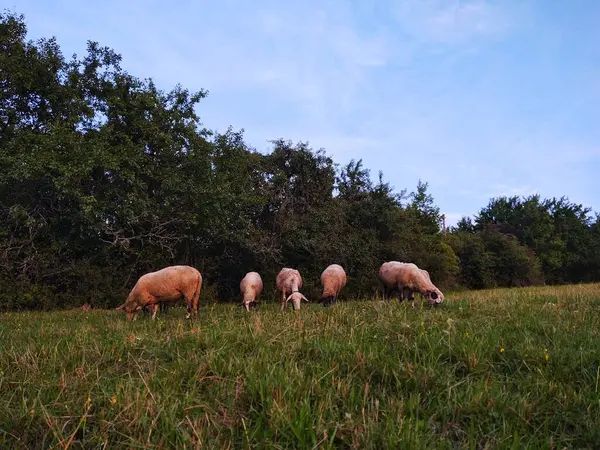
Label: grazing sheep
xmin=276 ymin=268 xmax=308 ymax=311
xmin=320 ymin=264 xmax=347 ymax=307
xmin=378 ymin=261 xmax=424 ymax=301
xmin=116 ymin=265 xmax=202 ymax=320
xmin=240 ymin=271 xmax=263 ymax=311
xmin=378 ymin=262 xmax=444 ymax=307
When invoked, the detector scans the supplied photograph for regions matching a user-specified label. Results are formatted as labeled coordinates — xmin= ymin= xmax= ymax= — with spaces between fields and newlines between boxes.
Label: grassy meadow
xmin=1 ymin=284 xmax=600 ymax=449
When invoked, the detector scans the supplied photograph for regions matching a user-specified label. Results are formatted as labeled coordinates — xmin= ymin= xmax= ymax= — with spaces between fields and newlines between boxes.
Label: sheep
xmin=116 ymin=265 xmax=202 ymax=320
xmin=319 ymin=264 xmax=347 ymax=307
xmin=377 ymin=261 xmax=444 ymax=307
xmin=240 ymin=271 xmax=263 ymax=311
xmin=378 ymin=261 xmax=425 ymax=302
xmin=276 ymin=268 xmax=308 ymax=310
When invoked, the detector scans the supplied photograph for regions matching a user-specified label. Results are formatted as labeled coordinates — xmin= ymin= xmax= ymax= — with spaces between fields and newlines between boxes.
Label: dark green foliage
xmin=448 ymin=195 xmax=598 ymax=289
xmin=1 ymin=11 xmax=599 ymax=310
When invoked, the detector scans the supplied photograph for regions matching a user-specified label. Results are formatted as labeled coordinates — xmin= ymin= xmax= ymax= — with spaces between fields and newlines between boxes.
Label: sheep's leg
xmin=398 ymin=285 xmax=405 ymax=302
xmin=186 ymin=299 xmax=195 ymax=319
xmin=151 ymin=304 xmax=159 ymax=320
xmin=407 ymin=290 xmax=415 ymax=308
xmin=389 ymin=286 xmax=397 ymax=301
xmin=281 ymin=292 xmax=287 ymax=311
xmin=192 ymin=298 xmax=199 ymax=320
xmin=380 ymin=283 xmax=388 ymax=300
xmin=185 ymin=289 xmax=200 ymax=320
xmin=385 ymin=286 xmax=393 ymax=301
xmin=185 ymin=295 xmax=193 ymax=319
xmin=185 ymin=296 xmax=191 ymax=319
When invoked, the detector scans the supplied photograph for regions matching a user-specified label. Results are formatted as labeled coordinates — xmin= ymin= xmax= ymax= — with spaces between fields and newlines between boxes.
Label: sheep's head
xmin=427 ymin=289 xmax=444 ymax=306
xmin=117 ymin=301 xmax=142 ymax=320
xmin=287 ymin=292 xmax=308 ymax=310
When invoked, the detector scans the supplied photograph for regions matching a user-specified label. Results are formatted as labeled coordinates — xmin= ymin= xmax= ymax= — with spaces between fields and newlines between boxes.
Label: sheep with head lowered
xmin=319 ymin=264 xmax=347 ymax=307
xmin=276 ymin=268 xmax=308 ymax=311
xmin=240 ymin=271 xmax=263 ymax=311
xmin=116 ymin=265 xmax=202 ymax=320
xmin=378 ymin=261 xmax=444 ymax=307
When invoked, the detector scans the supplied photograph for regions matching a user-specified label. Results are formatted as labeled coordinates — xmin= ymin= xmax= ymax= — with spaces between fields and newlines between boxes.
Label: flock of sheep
xmin=115 ymin=261 xmax=445 ymax=320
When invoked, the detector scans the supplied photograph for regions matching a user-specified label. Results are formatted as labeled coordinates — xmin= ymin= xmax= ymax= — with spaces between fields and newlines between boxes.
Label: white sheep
xmin=116 ymin=265 xmax=202 ymax=320
xmin=276 ymin=268 xmax=308 ymax=310
xmin=240 ymin=271 xmax=263 ymax=311
xmin=320 ymin=264 xmax=347 ymax=307
xmin=377 ymin=261 xmax=444 ymax=307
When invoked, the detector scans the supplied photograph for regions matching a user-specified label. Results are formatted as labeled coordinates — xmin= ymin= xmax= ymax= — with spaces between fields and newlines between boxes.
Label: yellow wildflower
xmin=500 ymin=348 xmax=505 ymax=353
xmin=110 ymin=395 xmax=117 ymax=405
xmin=465 ymin=331 xmax=470 ymax=338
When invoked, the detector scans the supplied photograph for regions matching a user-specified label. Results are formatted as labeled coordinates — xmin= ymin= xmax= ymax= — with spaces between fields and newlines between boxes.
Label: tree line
xmin=2 ymin=11 xmax=599 ymax=310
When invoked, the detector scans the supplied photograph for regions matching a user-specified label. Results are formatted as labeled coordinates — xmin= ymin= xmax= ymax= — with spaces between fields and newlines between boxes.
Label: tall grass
xmin=1 ymin=284 xmax=600 ymax=448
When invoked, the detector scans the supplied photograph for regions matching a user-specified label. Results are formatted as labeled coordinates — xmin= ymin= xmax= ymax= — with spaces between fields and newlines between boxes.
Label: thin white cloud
xmin=391 ymin=0 xmax=524 ymax=45
xmin=146 ymin=3 xmax=392 ymax=118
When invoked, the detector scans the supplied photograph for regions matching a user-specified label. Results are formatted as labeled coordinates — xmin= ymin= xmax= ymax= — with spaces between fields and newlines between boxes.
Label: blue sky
xmin=9 ymin=0 xmax=600 ymax=225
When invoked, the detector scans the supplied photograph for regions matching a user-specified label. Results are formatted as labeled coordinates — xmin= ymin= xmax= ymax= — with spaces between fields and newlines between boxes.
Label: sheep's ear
xmin=286 ymin=294 xmax=294 ymax=302
xmin=116 ymin=303 xmax=126 ymax=311
xmin=301 ymin=295 xmax=308 ymax=302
